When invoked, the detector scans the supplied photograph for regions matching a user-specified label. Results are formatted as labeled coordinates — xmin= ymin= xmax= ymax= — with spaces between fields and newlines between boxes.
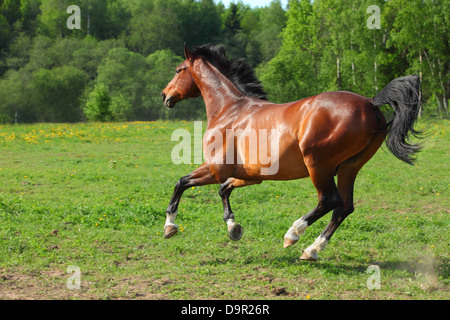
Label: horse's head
xmin=161 ymin=44 xmax=201 ymax=109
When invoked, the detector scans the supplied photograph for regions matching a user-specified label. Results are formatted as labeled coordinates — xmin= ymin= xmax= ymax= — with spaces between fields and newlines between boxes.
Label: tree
xmin=32 ymin=65 xmax=88 ymax=122
xmin=258 ymin=0 xmax=320 ymax=102
xmin=18 ymin=0 xmax=42 ymax=33
xmin=224 ymin=2 xmax=241 ymax=33
xmin=255 ymin=0 xmax=286 ymax=63
xmin=38 ymin=0 xmax=75 ymax=38
xmin=109 ymin=94 xmax=132 ymax=121
xmin=0 ymin=0 xmax=447 ymax=122
xmin=94 ymin=47 xmax=148 ymax=119
xmin=84 ymin=82 xmax=112 ymax=121
xmin=0 ymin=0 xmax=21 ymax=25
xmin=3 ymin=32 xmax=32 ymax=71
xmin=259 ymin=0 xmax=396 ymax=102
xmin=388 ymin=0 xmax=449 ymax=115
xmin=126 ymin=0 xmax=183 ymax=56
xmin=0 ymin=68 xmax=34 ymax=122
xmin=0 ymin=14 xmax=11 ymax=58
xmin=222 ymin=2 xmax=247 ymax=59
xmin=181 ymin=0 xmax=222 ymax=47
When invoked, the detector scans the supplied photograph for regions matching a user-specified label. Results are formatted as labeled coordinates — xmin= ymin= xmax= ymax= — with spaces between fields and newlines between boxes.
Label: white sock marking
xmin=226 ymin=219 xmax=235 ymax=231
xmin=303 ymin=235 xmax=328 ymax=259
xmin=165 ymin=211 xmax=178 ymax=228
xmin=284 ymin=218 xmax=308 ymax=240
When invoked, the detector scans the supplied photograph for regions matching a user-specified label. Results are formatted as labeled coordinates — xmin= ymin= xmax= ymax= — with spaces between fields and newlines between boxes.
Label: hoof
xmin=300 ymin=251 xmax=318 ymax=261
xmin=283 ymin=237 xmax=298 ymax=248
xmin=163 ymin=225 xmax=178 ymax=239
xmin=228 ymin=223 xmax=243 ymax=241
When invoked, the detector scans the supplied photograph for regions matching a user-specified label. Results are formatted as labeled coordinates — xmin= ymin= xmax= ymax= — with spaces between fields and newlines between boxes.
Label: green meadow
xmin=0 ymin=120 xmax=448 ymax=300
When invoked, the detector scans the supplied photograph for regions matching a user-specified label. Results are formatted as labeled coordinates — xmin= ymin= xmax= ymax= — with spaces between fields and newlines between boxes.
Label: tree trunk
xmin=419 ymin=51 xmax=423 ymax=117
xmin=337 ymin=55 xmax=341 ymax=90
xmin=437 ymin=58 xmax=448 ymax=112
xmin=435 ymin=93 xmax=443 ymax=114
xmin=351 ymin=30 xmax=355 ymax=86
xmin=373 ymin=31 xmax=378 ymax=92
xmin=87 ymin=0 xmax=91 ymax=35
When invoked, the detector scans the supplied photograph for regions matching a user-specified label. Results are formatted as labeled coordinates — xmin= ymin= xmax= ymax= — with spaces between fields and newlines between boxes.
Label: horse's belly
xmin=236 ymin=141 xmax=309 ymax=181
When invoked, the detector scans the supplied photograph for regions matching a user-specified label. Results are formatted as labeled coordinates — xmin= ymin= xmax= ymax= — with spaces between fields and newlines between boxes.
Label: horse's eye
xmin=176 ymin=69 xmax=181 ymax=74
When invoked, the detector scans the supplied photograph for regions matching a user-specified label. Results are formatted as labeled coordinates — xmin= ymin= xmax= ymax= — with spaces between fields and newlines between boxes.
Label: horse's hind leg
xmin=284 ymin=166 xmax=343 ymax=248
xmin=219 ymin=178 xmax=261 ymax=241
xmin=300 ymin=133 xmax=386 ymax=260
xmin=300 ymin=166 xmax=357 ymax=261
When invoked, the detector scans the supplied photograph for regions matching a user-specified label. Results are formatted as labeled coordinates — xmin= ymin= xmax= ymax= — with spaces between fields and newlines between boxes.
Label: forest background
xmin=0 ymin=0 xmax=448 ymax=123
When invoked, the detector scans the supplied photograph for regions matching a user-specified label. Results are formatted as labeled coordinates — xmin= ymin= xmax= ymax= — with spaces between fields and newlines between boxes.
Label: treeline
xmin=0 ymin=0 xmax=285 ymax=123
xmin=258 ymin=0 xmax=449 ymax=118
xmin=0 ymin=0 xmax=448 ymax=123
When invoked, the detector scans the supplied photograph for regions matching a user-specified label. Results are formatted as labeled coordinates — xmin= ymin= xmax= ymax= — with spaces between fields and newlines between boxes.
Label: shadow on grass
xmin=201 ymin=252 xmax=448 ymax=279
xmin=201 ymin=254 xmax=368 ymax=275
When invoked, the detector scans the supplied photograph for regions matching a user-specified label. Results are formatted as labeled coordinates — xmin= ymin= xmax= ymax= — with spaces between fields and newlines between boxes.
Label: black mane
xmin=191 ymin=44 xmax=267 ymax=100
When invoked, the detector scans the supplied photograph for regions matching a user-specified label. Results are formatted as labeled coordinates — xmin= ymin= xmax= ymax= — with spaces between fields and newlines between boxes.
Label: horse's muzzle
xmin=161 ymin=92 xmax=175 ymax=109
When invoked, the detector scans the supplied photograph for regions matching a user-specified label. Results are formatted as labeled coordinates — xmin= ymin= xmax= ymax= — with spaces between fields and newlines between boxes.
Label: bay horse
xmin=161 ymin=43 xmax=422 ymax=261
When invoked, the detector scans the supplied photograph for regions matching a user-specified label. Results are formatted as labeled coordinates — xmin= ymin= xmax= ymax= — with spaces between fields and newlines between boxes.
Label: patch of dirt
xmin=272 ymin=287 xmax=288 ymax=296
xmin=0 ymin=268 xmax=169 ymax=300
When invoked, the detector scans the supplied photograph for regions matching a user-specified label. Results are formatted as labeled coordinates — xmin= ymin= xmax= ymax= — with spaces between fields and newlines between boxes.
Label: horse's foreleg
xmin=219 ymin=178 xmax=261 ymax=241
xmin=164 ymin=164 xmax=217 ymax=239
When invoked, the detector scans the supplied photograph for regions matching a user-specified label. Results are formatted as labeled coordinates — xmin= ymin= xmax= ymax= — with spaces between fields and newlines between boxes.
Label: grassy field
xmin=0 ymin=119 xmax=448 ymax=300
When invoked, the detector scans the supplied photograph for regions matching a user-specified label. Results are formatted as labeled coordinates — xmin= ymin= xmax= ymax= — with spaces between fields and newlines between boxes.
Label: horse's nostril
xmin=161 ymin=92 xmax=166 ymax=102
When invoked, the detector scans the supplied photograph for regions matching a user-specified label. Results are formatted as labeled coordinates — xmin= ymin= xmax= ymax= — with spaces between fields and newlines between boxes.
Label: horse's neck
xmin=192 ymin=60 xmax=242 ymax=125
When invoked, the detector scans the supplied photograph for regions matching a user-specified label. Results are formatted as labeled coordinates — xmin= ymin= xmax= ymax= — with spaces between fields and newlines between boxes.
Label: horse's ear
xmin=184 ymin=42 xmax=193 ymax=61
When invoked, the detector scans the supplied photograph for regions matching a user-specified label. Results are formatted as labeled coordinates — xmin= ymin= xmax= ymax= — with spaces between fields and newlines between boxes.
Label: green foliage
xmin=32 ymin=65 xmax=88 ymax=122
xmin=258 ymin=0 xmax=317 ymax=102
xmin=86 ymin=47 xmax=205 ymax=121
xmin=110 ymin=94 xmax=132 ymax=121
xmin=0 ymin=69 xmax=30 ymax=122
xmin=37 ymin=0 xmax=129 ymax=39
xmin=0 ymin=64 xmax=87 ymax=123
xmin=387 ymin=0 xmax=449 ymax=114
xmin=0 ymin=0 xmax=22 ymax=25
xmin=0 ymin=14 xmax=11 ymax=57
xmin=126 ymin=0 xmax=184 ymax=56
xmin=220 ymin=1 xmax=286 ymax=67
xmin=84 ymin=83 xmax=112 ymax=121
xmin=0 ymin=0 xmax=448 ymax=122
xmin=258 ymin=0 xmax=448 ymax=114
xmin=182 ymin=0 xmax=222 ymax=49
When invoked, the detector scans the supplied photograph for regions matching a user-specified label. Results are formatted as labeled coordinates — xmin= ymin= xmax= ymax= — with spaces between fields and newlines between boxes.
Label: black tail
xmin=372 ymin=74 xmax=423 ymax=165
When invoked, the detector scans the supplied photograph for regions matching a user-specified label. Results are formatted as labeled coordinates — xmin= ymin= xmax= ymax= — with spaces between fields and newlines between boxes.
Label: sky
xmin=216 ymin=0 xmax=288 ymax=9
